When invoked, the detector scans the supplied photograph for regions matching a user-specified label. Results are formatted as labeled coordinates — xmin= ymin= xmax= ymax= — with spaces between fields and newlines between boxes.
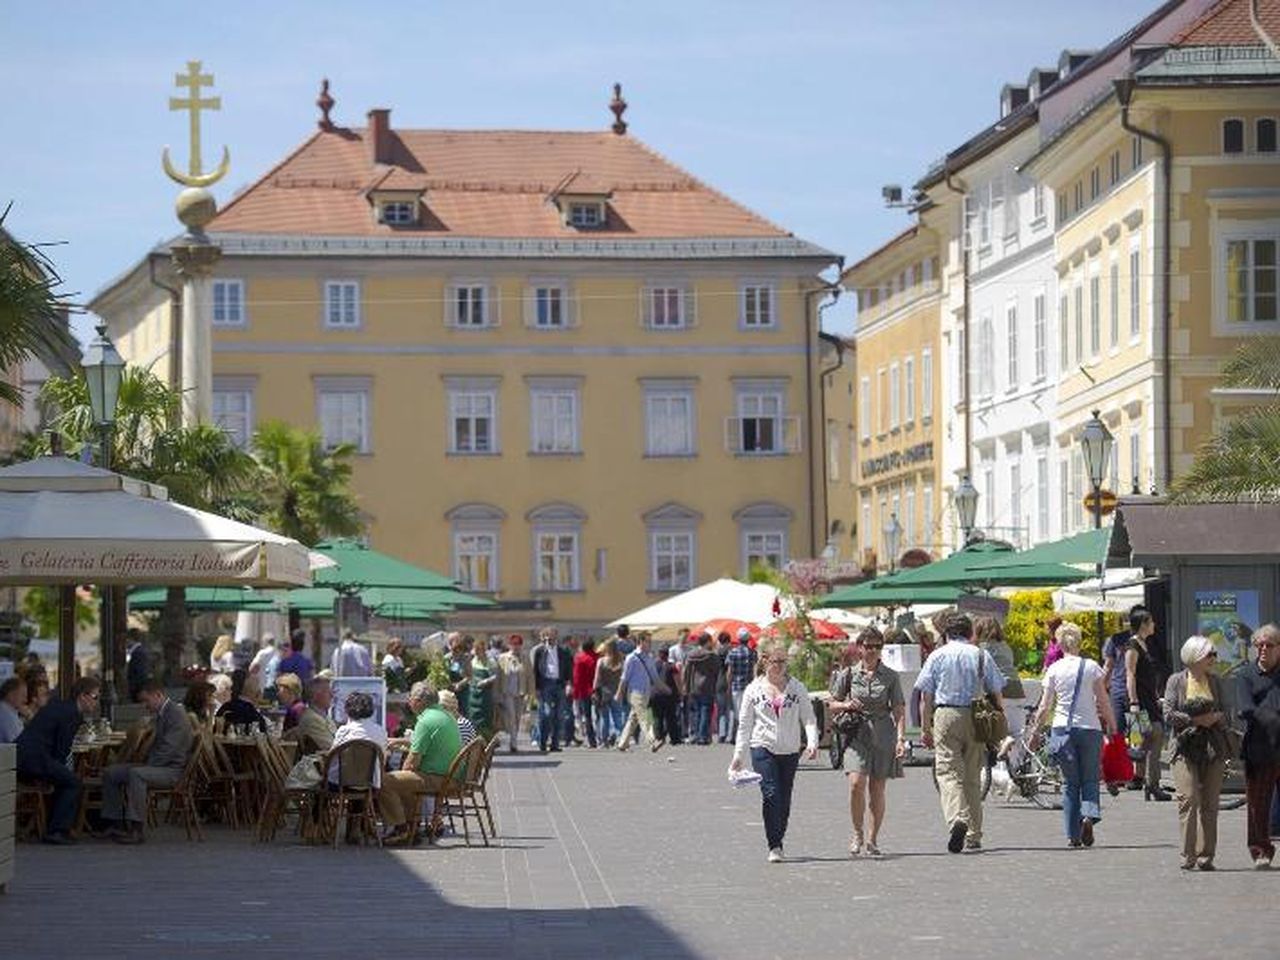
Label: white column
xmin=171 ymin=241 xmax=221 ymax=427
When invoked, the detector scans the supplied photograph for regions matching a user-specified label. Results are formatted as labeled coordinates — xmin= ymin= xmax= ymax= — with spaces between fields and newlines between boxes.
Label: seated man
xmin=380 ymin=681 xmax=461 ymax=844
xmin=0 ymin=676 xmax=26 ymax=743
xmin=282 ymin=676 xmax=336 ymax=753
xmin=213 ymin=668 xmax=267 ymax=733
xmin=100 ymin=680 xmax=194 ymax=844
xmin=15 ymin=677 xmax=101 ymax=845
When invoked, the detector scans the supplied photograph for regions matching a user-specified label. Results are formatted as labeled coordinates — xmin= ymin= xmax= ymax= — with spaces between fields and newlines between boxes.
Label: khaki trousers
xmin=933 ymin=706 xmax=984 ymax=841
xmin=381 ymin=769 xmax=447 ymax=828
xmin=618 ymin=691 xmax=655 ymax=748
xmin=1172 ymin=757 xmax=1224 ymax=864
xmin=496 ymin=695 xmax=522 ymax=747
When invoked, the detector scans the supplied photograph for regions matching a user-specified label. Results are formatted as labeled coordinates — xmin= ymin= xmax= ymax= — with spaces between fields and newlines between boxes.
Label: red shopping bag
xmin=1102 ymin=732 xmax=1135 ymax=784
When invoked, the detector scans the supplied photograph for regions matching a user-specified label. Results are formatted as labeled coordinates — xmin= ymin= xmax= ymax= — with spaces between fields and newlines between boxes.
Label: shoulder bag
xmin=641 ymin=654 xmax=671 ymax=699
xmin=1047 ymin=658 xmax=1086 ymax=768
xmin=828 ymin=666 xmax=865 ymax=739
xmin=970 ymin=647 xmax=1009 ymax=745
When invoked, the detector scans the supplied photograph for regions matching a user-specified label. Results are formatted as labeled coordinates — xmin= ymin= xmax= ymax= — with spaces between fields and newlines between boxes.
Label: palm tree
xmin=0 ymin=210 xmax=80 ymax=408
xmin=1170 ymin=339 xmax=1280 ymax=503
xmin=251 ymin=419 xmax=363 ymax=547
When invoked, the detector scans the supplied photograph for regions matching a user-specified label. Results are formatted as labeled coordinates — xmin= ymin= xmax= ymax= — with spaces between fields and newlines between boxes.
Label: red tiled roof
xmin=211 ymin=127 xmax=790 ymax=239
xmin=1173 ymin=0 xmax=1280 ymax=45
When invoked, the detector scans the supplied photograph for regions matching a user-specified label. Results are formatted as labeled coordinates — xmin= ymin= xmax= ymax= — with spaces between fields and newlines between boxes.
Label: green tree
xmin=1170 ymin=339 xmax=1280 ymax=503
xmin=250 ymin=419 xmax=363 ymax=547
xmin=0 ymin=209 xmax=80 ymax=408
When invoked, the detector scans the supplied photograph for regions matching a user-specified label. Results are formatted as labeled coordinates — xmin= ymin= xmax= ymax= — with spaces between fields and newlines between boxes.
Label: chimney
xmin=1000 ymin=84 xmax=1030 ymax=118
xmin=367 ymin=108 xmax=393 ymax=165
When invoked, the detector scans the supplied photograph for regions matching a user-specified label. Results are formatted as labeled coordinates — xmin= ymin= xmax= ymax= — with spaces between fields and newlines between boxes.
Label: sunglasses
xmin=1256 ymin=642 xmax=1279 ymax=650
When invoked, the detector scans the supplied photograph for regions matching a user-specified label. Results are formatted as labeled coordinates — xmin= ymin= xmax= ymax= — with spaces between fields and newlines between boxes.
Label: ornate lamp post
xmin=953 ymin=474 xmax=979 ymax=549
xmin=82 ymin=322 xmax=125 ymax=708
xmin=1079 ymin=409 xmax=1114 ymax=647
xmin=883 ymin=512 xmax=903 ymax=574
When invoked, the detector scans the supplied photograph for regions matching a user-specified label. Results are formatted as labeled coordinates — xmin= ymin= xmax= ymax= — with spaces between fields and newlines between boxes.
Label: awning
xmin=969 ymin=527 xmax=1110 ymax=570
xmin=1113 ymin=498 xmax=1280 ymax=565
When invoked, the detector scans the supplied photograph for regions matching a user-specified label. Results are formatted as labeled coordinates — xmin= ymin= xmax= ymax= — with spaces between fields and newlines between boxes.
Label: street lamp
xmin=1079 ymin=409 xmax=1114 ymax=648
xmin=954 ymin=474 xmax=979 ymax=548
xmin=883 ymin=512 xmax=903 ymax=574
xmin=81 ymin=322 xmax=125 ymax=710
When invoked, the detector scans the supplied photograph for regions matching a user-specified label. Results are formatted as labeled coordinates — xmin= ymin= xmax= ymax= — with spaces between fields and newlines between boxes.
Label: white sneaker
xmin=767 ymin=846 xmax=784 ymax=863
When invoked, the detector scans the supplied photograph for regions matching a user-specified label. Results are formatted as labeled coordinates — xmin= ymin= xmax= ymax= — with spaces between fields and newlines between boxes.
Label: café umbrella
xmin=0 ymin=456 xmax=313 ymax=692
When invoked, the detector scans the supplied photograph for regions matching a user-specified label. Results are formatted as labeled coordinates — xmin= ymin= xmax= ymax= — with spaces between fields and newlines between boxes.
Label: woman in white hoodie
xmin=730 ymin=639 xmax=818 ymax=862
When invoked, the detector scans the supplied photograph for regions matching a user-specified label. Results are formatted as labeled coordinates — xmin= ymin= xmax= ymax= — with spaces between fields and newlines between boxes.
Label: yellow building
xmin=1022 ymin=0 xmax=1280 ymax=526
xmin=819 ymin=332 xmax=859 ymax=565
xmin=90 ymin=89 xmax=838 ymax=630
xmin=841 ymin=226 xmax=944 ymax=572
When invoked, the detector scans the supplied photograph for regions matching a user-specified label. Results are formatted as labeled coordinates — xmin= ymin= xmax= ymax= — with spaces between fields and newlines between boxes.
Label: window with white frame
xmin=1070 ymin=449 xmax=1084 ymax=533
xmin=647 ymin=285 xmax=689 ymax=329
xmin=644 ymin=384 xmax=695 ymax=456
xmin=529 ymin=503 xmax=584 ymax=591
xmin=1036 ymin=454 xmax=1049 ymax=540
xmin=904 ymin=486 xmax=916 ymax=548
xmin=860 ymin=495 xmax=872 ymax=558
xmin=1074 ymin=284 xmax=1084 ymax=367
xmin=1130 ymin=246 xmax=1142 ymax=338
xmin=978 ymin=195 xmax=991 ymax=248
xmin=923 ymin=258 xmax=934 ymax=284
xmin=1073 ymin=181 xmax=1083 ymax=212
xmin=447 ymin=382 xmax=498 ymax=454
xmin=1009 ymin=463 xmax=1022 ymax=543
xmin=1109 ymin=259 xmax=1120 ymax=348
xmin=316 ymin=379 xmax=370 ymax=452
xmin=451 ymin=282 xmax=490 ymax=327
xmin=1059 ymin=293 xmax=1070 ymax=372
xmin=955 ymin=328 xmax=967 ymax=404
xmin=903 ymin=356 xmax=915 ymax=424
xmin=741 ymin=284 xmax=775 ymax=328
xmin=650 ymin=531 xmax=694 ymax=591
xmin=1033 ymin=294 xmax=1046 ymax=381
xmin=529 ymin=382 xmax=580 ymax=454
xmin=446 ymin=503 xmax=503 ymax=593
xmin=847 ymin=426 xmax=856 ymax=481
xmin=380 ymin=201 xmax=416 ymax=225
xmin=859 ymin=376 xmax=871 ymax=440
xmin=889 ymin=363 xmax=901 ymax=429
xmin=1089 ymin=270 xmax=1101 ymax=357
xmin=1131 ymin=135 xmax=1143 ymax=168
xmin=212 ymin=279 xmax=245 ymax=327
xmin=736 ymin=386 xmax=785 ymax=453
xmin=1056 ymin=193 xmax=1068 ymax=225
xmin=1224 ymin=232 xmax=1279 ymax=325
xmin=920 ymin=349 xmax=933 ymax=420
xmin=1223 ymin=118 xmax=1245 ymax=155
xmin=324 ymin=280 xmax=360 ymax=328
xmin=1006 ymin=303 xmax=1018 ymax=389
xmin=977 ymin=313 xmax=994 ymax=397
xmin=212 ymin=379 xmax=254 ymax=449
xmin=528 ymin=283 xmax=568 ymax=328
xmin=1258 ymin=118 xmax=1277 ymax=154
xmin=568 ymin=202 xmax=603 ymax=228
xmin=1059 ymin=458 xmax=1071 ymax=535
xmin=737 ymin=502 xmax=790 ymax=574
xmin=922 ymin=486 xmax=934 ymax=546
xmin=1130 ymin=430 xmax=1142 ymax=492
xmin=827 ymin=420 xmax=839 ymax=480
xmin=877 ymin=368 xmax=887 ymax=433
xmin=1033 ymin=184 xmax=1046 ymax=222
xmin=982 ymin=467 xmax=995 ymax=529
xmin=1109 ymin=150 xmax=1121 ymax=186
xmin=1108 ymin=439 xmax=1120 ymax=493
xmin=1090 ymin=167 xmax=1100 ymax=200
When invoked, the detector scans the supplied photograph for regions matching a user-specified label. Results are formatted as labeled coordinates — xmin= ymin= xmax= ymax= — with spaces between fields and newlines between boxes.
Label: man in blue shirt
xmin=617 ymin=633 xmax=661 ymax=752
xmin=915 ymin=612 xmax=1005 ymax=853
xmin=724 ymin=629 xmax=758 ymax=742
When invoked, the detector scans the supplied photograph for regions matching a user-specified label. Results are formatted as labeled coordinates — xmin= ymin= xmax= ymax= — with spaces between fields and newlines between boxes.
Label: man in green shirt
xmin=382 ymin=682 xmax=461 ymax=842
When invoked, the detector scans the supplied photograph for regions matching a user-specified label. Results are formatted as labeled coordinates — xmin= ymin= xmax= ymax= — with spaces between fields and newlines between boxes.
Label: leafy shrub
xmin=1005 ymin=589 xmax=1122 ymax=674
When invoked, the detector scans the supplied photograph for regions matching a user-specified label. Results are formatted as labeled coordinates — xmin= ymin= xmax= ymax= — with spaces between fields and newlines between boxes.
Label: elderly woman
xmin=976 ymin=616 xmax=1026 ymax=738
xmin=439 ymin=689 xmax=478 ymax=746
xmin=214 ymin=668 xmax=267 ymax=733
xmin=1164 ymin=635 xmax=1231 ymax=871
xmin=208 ymin=672 xmax=233 ymax=714
xmin=276 ymin=673 xmax=306 ymax=732
xmin=730 ymin=638 xmax=818 ymax=863
xmin=328 ymin=691 xmax=388 ymax=787
xmin=1029 ymin=623 xmax=1116 ymax=848
xmin=829 ymin=626 xmax=906 ymax=858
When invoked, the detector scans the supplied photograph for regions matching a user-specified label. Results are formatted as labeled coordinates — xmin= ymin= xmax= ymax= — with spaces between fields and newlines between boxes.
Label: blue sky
xmin=1 ymin=1 xmax=1151 ymax=340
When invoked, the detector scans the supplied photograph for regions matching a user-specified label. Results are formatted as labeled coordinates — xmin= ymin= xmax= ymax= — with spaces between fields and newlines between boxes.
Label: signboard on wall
xmin=1194 ymin=590 xmax=1260 ymax=669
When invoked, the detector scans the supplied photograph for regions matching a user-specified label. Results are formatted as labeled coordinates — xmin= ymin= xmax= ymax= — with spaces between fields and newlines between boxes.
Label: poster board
xmin=329 ymin=676 xmax=387 ymax=728
xmin=1194 ymin=590 xmax=1259 ymax=670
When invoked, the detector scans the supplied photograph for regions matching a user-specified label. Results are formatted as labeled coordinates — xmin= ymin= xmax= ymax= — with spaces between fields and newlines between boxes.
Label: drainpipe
xmin=942 ymin=169 xmax=972 ymax=480
xmin=1114 ymin=76 xmax=1173 ymax=492
xmin=805 ymin=272 xmax=843 ymax=558
xmin=817 ymin=321 xmax=846 ymax=556
xmin=148 ymin=252 xmax=183 ymax=427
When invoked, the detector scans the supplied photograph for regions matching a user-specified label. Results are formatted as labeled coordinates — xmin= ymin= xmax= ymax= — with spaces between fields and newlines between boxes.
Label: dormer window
xmin=568 ymin=202 xmax=604 ymax=228
xmin=380 ymin=201 xmax=416 ymax=225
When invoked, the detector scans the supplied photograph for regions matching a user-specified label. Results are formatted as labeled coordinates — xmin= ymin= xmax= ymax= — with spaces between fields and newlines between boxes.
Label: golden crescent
xmin=161 ymin=145 xmax=231 ymax=188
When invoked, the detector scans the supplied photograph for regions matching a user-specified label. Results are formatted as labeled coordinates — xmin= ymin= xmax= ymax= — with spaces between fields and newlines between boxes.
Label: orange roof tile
xmin=1173 ymin=0 xmax=1280 ymax=45
xmin=211 ymin=127 xmax=790 ymax=239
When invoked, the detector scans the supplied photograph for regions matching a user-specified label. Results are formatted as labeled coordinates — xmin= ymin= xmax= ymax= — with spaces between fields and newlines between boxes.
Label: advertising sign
xmin=1194 ymin=590 xmax=1260 ymax=669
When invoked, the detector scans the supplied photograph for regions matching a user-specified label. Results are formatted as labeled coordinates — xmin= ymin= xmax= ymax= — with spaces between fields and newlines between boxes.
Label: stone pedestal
xmin=170 ymin=239 xmax=222 ymax=426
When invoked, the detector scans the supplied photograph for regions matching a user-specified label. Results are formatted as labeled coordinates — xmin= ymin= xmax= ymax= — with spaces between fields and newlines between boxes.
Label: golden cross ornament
xmin=161 ymin=60 xmax=230 ymax=188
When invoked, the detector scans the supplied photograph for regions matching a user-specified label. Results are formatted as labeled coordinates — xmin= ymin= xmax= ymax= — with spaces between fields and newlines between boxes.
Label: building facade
xmin=819 ymin=332 xmax=859 ymax=565
xmin=90 ymin=94 xmax=838 ymax=629
xmin=841 ymin=227 xmax=944 ymax=571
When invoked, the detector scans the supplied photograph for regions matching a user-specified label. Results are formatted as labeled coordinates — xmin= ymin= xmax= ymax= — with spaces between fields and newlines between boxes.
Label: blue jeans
xmin=598 ymin=699 xmax=626 ymax=744
xmin=537 ymin=686 xmax=566 ymax=750
xmin=1058 ymin=727 xmax=1104 ymax=841
xmin=716 ymin=690 xmax=733 ymax=742
xmin=692 ymin=695 xmax=714 ymax=744
xmin=751 ymin=747 xmax=800 ymax=850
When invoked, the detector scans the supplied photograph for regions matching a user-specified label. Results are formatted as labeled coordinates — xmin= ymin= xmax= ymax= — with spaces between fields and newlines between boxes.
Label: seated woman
xmin=438 ymin=689 xmax=478 ymax=745
xmin=183 ymin=680 xmax=216 ymax=731
xmin=214 ymin=668 xmax=267 ymax=733
xmin=327 ymin=691 xmax=388 ymax=787
xmin=276 ymin=673 xmax=306 ymax=732
xmin=22 ymin=675 xmax=50 ymax=722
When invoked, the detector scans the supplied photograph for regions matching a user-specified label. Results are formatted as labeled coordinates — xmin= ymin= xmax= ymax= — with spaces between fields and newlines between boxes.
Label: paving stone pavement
xmin=4 ymin=743 xmax=1277 ymax=959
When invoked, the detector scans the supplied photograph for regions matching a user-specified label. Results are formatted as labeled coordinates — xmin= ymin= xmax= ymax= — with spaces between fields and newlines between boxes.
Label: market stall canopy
xmin=877 ymin=540 xmax=1089 ymax=591
xmin=311 ymin=538 xmax=459 ymax=590
xmin=128 ymin=585 xmax=281 ymax=612
xmin=0 ymin=457 xmax=311 ymax=587
xmin=1053 ymin=568 xmax=1153 ymax=614
xmin=287 ymin=584 xmax=492 ymax=620
xmin=1112 ymin=498 xmax=1280 ymax=566
xmin=609 ymin=578 xmax=779 ymax=630
xmin=968 ymin=527 xmax=1110 ymax=571
xmin=820 ymin=573 xmax=965 ymax=609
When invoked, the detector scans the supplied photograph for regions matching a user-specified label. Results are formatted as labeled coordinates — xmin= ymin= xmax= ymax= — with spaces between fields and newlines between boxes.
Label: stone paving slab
xmin=3 ymin=743 xmax=1277 ymax=960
